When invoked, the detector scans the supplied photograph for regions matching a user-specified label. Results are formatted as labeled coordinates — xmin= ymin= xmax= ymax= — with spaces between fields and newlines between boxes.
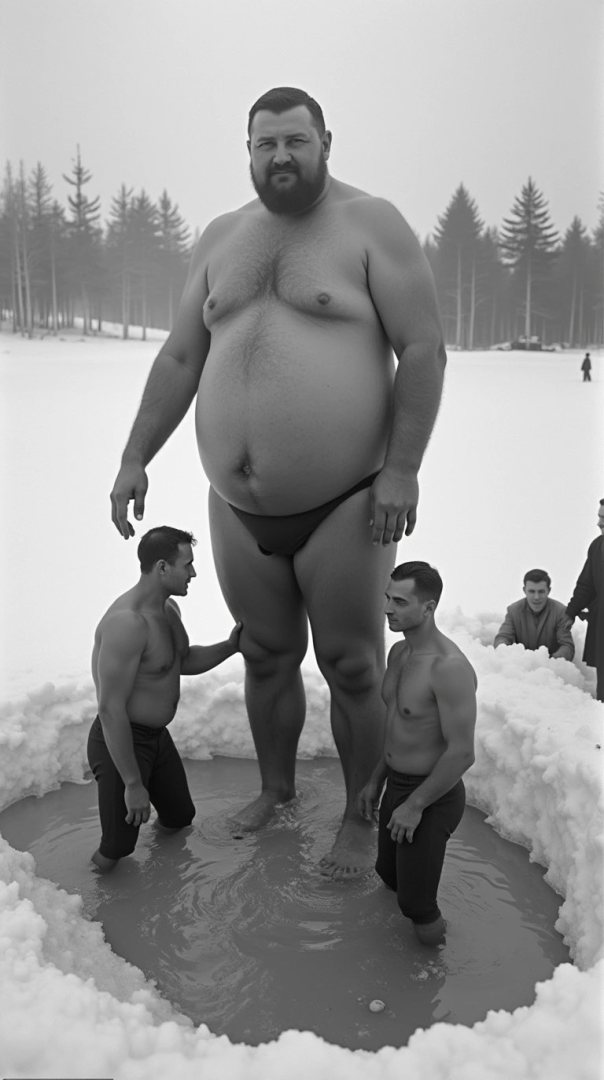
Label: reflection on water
xmin=0 ymin=757 xmax=570 ymax=1050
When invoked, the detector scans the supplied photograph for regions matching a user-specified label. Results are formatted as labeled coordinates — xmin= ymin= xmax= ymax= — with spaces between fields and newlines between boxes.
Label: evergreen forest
xmin=1 ymin=150 xmax=602 ymax=349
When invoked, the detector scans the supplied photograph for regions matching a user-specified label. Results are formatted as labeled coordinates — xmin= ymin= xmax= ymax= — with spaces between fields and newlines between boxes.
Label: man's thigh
xmin=294 ymin=485 xmax=395 ymax=662
xmin=147 ymin=729 xmax=195 ymax=827
xmin=208 ymin=487 xmax=308 ymax=658
xmin=395 ymin=782 xmax=466 ymax=922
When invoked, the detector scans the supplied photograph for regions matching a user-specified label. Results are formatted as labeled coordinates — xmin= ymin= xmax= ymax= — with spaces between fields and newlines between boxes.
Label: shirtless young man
xmin=89 ymin=526 xmax=241 ymax=872
xmin=358 ymin=562 xmax=476 ymax=944
xmin=110 ymin=87 xmax=446 ymax=879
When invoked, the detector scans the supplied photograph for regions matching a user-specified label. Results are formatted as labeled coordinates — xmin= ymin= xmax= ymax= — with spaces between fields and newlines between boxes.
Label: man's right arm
xmin=110 ymin=233 xmax=213 ymax=538
xmin=494 ymin=607 xmax=517 ymax=648
xmin=96 ymin=613 xmax=150 ymax=826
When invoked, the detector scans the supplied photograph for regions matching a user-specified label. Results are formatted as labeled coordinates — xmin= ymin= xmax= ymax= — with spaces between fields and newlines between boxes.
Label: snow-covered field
xmin=0 ymin=332 xmax=602 ymax=1078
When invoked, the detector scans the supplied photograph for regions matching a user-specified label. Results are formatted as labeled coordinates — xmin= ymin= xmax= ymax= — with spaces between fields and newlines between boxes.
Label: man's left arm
xmin=180 ymin=622 xmax=242 ymax=675
xmin=366 ymin=199 xmax=447 ymax=545
xmin=387 ymin=658 xmax=476 ymax=844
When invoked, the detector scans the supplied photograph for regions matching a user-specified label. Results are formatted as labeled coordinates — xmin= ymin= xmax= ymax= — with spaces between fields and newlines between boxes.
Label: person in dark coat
xmin=566 ymin=499 xmax=604 ymax=701
xmin=580 ymin=353 xmax=592 ymax=381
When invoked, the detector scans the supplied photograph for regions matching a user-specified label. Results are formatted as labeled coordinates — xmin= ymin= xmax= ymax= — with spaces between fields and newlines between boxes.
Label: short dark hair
xmin=248 ymin=87 xmax=326 ymax=136
xmin=523 ymin=568 xmax=551 ymax=588
xmin=137 ymin=527 xmax=196 ymax=574
xmin=391 ymin=561 xmax=443 ymax=604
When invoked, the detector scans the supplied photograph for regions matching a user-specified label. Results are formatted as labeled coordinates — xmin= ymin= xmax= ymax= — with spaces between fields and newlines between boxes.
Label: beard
xmin=250 ymin=155 xmax=328 ymax=215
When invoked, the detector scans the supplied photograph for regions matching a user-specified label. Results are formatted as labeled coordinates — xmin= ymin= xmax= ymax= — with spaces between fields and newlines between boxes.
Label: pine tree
xmin=592 ymin=193 xmax=604 ymax=345
xmin=130 ymin=190 xmax=160 ymax=339
xmin=106 ymin=183 xmax=134 ymax=338
xmin=63 ymin=146 xmax=102 ymax=333
xmin=499 ymin=178 xmax=559 ymax=343
xmin=156 ymin=190 xmax=191 ymax=328
xmin=432 ymin=184 xmax=484 ymax=349
xmin=554 ymin=217 xmax=592 ymax=345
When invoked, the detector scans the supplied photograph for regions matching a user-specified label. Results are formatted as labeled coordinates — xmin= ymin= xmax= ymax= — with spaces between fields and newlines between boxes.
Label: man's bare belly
xmin=384 ymin=711 xmax=445 ymax=776
xmin=196 ymin=306 xmax=394 ymax=515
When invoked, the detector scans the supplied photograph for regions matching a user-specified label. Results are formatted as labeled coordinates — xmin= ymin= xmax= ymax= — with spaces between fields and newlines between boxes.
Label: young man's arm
xmin=494 ymin=607 xmax=518 ymax=648
xmin=365 ymin=198 xmax=446 ymax=546
xmin=96 ymin=613 xmax=150 ymax=826
xmin=180 ymin=622 xmax=243 ymax=675
xmin=387 ymin=656 xmax=476 ymax=844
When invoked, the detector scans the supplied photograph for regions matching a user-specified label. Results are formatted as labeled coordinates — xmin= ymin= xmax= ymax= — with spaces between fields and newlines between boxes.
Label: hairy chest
xmin=203 ymin=215 xmax=371 ymax=326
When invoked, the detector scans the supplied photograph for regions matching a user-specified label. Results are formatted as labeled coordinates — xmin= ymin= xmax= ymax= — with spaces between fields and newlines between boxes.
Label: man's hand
xmin=369 ymin=469 xmax=419 ymax=545
xmin=124 ymin=780 xmax=151 ymax=827
xmin=387 ymin=801 xmax=423 ymax=843
xmin=357 ymin=779 xmax=381 ymax=822
xmin=110 ymin=462 xmax=149 ymax=539
xmin=229 ymin=621 xmax=243 ymax=651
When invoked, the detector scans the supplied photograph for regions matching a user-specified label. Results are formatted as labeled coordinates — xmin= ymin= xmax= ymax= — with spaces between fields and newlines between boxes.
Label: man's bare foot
xmin=229 ymin=791 xmax=293 ymax=835
xmin=414 ymin=916 xmax=447 ymax=946
xmin=319 ymin=817 xmax=376 ymax=880
xmin=91 ymin=849 xmax=118 ymax=873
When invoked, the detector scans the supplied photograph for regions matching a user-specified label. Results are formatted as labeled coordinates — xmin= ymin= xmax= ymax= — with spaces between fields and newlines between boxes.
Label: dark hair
xmin=523 ymin=568 xmax=551 ymax=588
xmin=391 ymin=561 xmax=443 ymax=604
xmin=248 ymin=87 xmax=326 ymax=136
xmin=137 ymin=527 xmax=196 ymax=574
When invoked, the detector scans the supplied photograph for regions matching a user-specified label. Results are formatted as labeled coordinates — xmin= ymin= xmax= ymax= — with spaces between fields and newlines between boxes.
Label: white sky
xmin=1 ymin=0 xmax=602 ymax=242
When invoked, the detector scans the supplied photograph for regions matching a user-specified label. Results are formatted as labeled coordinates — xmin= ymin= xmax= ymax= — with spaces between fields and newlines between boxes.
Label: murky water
xmin=0 ymin=757 xmax=570 ymax=1050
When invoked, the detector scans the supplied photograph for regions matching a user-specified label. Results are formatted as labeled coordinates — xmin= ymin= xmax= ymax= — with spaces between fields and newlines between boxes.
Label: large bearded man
xmin=110 ymin=86 xmax=446 ymax=879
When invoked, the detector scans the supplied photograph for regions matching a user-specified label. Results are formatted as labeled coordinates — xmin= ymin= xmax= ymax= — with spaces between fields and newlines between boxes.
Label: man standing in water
xmin=358 ymin=562 xmax=476 ymax=943
xmin=89 ymin=526 xmax=242 ymax=871
xmin=110 ymin=87 xmax=446 ymax=878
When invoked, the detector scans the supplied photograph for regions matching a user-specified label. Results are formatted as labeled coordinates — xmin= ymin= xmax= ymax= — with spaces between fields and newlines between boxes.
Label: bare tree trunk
xmin=568 ymin=271 xmax=577 ymax=344
xmin=50 ymin=244 xmax=58 ymax=334
xmin=468 ymin=257 xmax=476 ymax=350
xmin=456 ymin=248 xmax=463 ymax=348
xmin=13 ymin=226 xmax=25 ymax=333
xmin=524 ymin=259 xmax=532 ymax=341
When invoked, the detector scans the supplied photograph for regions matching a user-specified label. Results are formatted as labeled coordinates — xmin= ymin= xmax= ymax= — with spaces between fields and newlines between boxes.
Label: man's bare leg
xmin=296 ymin=489 xmax=396 ymax=878
xmin=209 ymin=489 xmax=309 ymax=831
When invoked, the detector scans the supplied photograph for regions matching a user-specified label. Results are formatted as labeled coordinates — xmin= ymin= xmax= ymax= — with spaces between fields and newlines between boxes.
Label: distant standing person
xmin=494 ymin=569 xmax=575 ymax=659
xmin=581 ymin=353 xmax=592 ymax=381
xmin=89 ymin=526 xmax=242 ymax=872
xmin=109 ymin=86 xmax=446 ymax=878
xmin=357 ymin=562 xmax=476 ymax=945
xmin=566 ymin=500 xmax=604 ymax=702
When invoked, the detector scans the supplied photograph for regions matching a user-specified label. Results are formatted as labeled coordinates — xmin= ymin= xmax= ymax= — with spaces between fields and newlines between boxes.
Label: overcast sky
xmin=1 ymin=0 xmax=602 ymax=243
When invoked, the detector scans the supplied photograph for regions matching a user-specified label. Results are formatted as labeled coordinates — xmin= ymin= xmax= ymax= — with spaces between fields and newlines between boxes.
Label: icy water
xmin=0 ymin=757 xmax=569 ymax=1050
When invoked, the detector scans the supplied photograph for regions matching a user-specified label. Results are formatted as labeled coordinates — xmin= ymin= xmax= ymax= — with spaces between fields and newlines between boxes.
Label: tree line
xmin=1 ymin=149 xmax=602 ymax=348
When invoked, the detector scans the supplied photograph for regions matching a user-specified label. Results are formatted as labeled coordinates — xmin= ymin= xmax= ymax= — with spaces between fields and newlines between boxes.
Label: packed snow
xmin=0 ymin=332 xmax=602 ymax=1078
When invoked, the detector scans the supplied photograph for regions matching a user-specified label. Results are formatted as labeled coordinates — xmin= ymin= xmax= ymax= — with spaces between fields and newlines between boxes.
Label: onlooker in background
xmin=580 ymin=352 xmax=592 ymax=382
xmin=566 ymin=499 xmax=604 ymax=702
xmin=494 ymin=569 xmax=574 ymax=660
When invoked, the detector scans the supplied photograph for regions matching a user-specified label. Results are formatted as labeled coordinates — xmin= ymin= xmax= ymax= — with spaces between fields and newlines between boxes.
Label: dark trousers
xmin=87 ymin=716 xmax=195 ymax=860
xmin=375 ymin=769 xmax=465 ymax=925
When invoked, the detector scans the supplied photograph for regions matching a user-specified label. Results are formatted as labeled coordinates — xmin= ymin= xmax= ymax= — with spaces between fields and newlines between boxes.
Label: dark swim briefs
xmin=228 ymin=472 xmax=379 ymax=556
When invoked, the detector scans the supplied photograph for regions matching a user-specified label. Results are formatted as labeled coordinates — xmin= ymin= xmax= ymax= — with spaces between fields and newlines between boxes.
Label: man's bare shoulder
xmin=432 ymin=642 xmax=477 ymax=689
xmin=96 ymin=603 xmax=147 ymax=645
xmin=333 ymin=182 xmax=416 ymax=231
